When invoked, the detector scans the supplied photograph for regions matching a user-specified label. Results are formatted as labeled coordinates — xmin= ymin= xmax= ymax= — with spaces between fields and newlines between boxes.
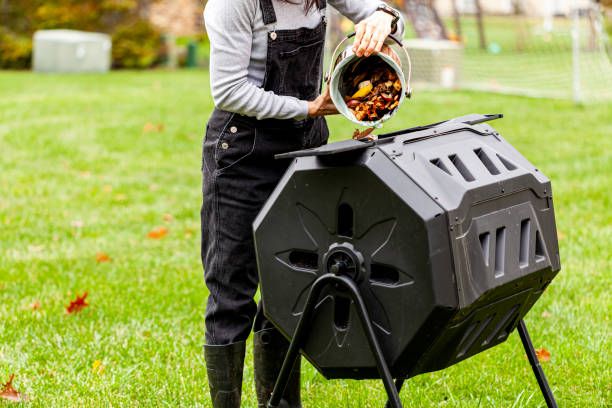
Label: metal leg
xmin=384 ymin=379 xmax=405 ymax=408
xmin=266 ymin=274 xmax=331 ymax=408
xmin=267 ymin=273 xmax=402 ymax=408
xmin=517 ymin=320 xmax=558 ymax=408
xmin=339 ymin=275 xmax=402 ymax=408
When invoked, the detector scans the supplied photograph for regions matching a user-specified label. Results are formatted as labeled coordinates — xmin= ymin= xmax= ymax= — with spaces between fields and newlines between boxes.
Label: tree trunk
xmin=452 ymin=0 xmax=462 ymax=39
xmin=474 ymin=0 xmax=487 ymax=50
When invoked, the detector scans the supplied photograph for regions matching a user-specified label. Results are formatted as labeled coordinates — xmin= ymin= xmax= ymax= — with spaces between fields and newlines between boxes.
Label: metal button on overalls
xmin=201 ymin=0 xmax=330 ymax=345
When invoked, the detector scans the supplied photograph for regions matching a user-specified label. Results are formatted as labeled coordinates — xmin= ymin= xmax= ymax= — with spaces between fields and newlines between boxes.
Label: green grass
xmin=0 ymin=70 xmax=610 ymax=407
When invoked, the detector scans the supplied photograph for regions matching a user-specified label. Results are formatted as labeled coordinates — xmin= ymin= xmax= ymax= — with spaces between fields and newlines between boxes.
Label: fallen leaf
xmin=95 ymin=252 xmax=111 ymax=263
xmin=92 ymin=360 xmax=105 ymax=375
xmin=143 ymin=122 xmax=164 ymax=133
xmin=114 ymin=194 xmax=127 ymax=202
xmin=0 ymin=374 xmax=27 ymax=402
xmin=29 ymin=300 xmax=41 ymax=311
xmin=71 ymin=220 xmax=84 ymax=229
xmin=66 ymin=292 xmax=89 ymax=314
xmin=163 ymin=213 xmax=173 ymax=223
xmin=102 ymin=185 xmax=113 ymax=193
xmin=557 ymin=231 xmax=566 ymax=240
xmin=535 ymin=347 xmax=551 ymax=362
xmin=541 ymin=311 xmax=552 ymax=318
xmin=79 ymin=171 xmax=92 ymax=179
xmin=147 ymin=226 xmax=168 ymax=239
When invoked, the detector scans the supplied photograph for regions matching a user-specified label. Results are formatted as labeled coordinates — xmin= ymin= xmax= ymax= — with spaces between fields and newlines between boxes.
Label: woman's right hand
xmin=308 ymin=87 xmax=339 ymax=117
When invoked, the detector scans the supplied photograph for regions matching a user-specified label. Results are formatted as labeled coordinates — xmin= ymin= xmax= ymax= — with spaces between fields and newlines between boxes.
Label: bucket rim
xmin=330 ymin=51 xmax=408 ymax=128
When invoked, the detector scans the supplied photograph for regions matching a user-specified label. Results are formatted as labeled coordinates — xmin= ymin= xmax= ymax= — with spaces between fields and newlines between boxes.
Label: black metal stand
xmin=267 ymin=273 xmax=403 ymax=408
xmin=383 ymin=320 xmax=558 ymax=408
xmin=266 ymin=274 xmax=557 ymax=408
xmin=517 ymin=320 xmax=558 ymax=408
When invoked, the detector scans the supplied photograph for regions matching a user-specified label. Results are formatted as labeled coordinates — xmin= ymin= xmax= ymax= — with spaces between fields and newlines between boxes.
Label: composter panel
xmin=254 ymin=154 xmax=458 ymax=378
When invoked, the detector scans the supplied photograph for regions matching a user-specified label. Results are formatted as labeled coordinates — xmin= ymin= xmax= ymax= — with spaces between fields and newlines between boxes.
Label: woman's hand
xmin=352 ymin=11 xmax=395 ymax=58
xmin=307 ymin=87 xmax=339 ymax=117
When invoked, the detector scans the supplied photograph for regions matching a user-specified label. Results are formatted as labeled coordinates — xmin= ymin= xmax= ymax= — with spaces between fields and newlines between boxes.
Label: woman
xmin=202 ymin=0 xmax=404 ymax=406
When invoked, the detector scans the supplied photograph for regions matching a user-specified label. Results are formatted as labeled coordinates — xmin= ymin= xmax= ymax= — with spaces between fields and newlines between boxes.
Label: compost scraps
xmin=343 ymin=57 xmax=402 ymax=122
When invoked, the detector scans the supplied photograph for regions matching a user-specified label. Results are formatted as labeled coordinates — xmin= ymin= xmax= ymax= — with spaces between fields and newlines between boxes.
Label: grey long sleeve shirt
xmin=204 ymin=0 xmax=404 ymax=120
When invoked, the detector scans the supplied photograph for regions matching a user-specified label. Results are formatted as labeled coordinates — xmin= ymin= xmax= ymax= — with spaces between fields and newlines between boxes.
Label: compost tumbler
xmin=253 ymin=114 xmax=561 ymax=407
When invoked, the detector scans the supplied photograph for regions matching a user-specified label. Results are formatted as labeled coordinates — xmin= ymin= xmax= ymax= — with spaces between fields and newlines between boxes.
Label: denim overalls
xmin=201 ymin=0 xmax=329 ymax=346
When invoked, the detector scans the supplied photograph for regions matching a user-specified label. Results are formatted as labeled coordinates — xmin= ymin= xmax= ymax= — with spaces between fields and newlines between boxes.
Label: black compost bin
xmin=253 ymin=114 xmax=561 ymax=406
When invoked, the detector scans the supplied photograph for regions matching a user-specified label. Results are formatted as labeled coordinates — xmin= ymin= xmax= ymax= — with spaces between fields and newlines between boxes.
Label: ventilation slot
xmin=483 ymin=305 xmax=519 ymax=346
xmin=496 ymin=154 xmax=518 ymax=171
xmin=535 ymin=230 xmax=546 ymax=262
xmin=479 ymin=232 xmax=491 ymax=267
xmin=370 ymin=263 xmax=400 ymax=285
xmin=430 ymin=158 xmax=452 ymax=176
xmin=457 ymin=315 xmax=494 ymax=358
xmin=519 ymin=219 xmax=531 ymax=268
xmin=499 ymin=309 xmax=521 ymax=341
xmin=288 ymin=250 xmax=318 ymax=270
xmin=474 ymin=148 xmax=500 ymax=175
xmin=337 ymin=203 xmax=354 ymax=237
xmin=494 ymin=227 xmax=506 ymax=278
xmin=333 ymin=296 xmax=351 ymax=331
xmin=448 ymin=154 xmax=475 ymax=182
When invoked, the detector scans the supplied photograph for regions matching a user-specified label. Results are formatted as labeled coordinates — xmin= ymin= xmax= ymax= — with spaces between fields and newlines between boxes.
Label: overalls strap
xmin=260 ymin=0 xmax=327 ymax=25
xmin=259 ymin=0 xmax=277 ymax=25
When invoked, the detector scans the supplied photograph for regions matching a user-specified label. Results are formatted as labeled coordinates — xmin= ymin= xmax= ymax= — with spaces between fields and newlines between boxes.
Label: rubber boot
xmin=204 ymin=341 xmax=246 ymax=408
xmin=254 ymin=328 xmax=302 ymax=408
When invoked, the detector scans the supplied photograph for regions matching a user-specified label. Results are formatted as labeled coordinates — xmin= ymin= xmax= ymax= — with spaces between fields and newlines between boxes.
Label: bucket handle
xmin=325 ymin=32 xmax=412 ymax=98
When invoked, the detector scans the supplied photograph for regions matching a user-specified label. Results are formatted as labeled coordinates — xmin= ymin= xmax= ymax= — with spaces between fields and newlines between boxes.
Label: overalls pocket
xmin=278 ymin=39 xmax=324 ymax=100
xmin=213 ymin=116 xmax=257 ymax=172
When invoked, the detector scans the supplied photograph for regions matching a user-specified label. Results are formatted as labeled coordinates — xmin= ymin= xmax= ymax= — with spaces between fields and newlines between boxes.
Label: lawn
xmin=0 ymin=70 xmax=610 ymax=407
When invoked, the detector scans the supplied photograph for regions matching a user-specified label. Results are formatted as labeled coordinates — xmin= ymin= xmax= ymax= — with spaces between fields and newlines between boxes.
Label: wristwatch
xmin=376 ymin=4 xmax=400 ymax=34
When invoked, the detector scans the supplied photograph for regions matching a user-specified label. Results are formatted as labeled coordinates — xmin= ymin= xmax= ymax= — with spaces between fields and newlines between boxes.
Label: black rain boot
xmin=254 ymin=328 xmax=302 ymax=408
xmin=204 ymin=341 xmax=246 ymax=408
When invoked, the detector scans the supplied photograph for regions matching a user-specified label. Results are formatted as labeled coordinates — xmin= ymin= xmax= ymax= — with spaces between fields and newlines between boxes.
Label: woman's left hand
xmin=352 ymin=11 xmax=395 ymax=58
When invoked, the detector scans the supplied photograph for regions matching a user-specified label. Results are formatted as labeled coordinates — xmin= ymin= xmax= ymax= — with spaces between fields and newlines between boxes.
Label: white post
xmin=571 ymin=4 xmax=582 ymax=104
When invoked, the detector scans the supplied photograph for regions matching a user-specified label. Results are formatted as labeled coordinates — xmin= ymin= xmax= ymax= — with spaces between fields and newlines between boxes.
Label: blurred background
xmin=1 ymin=0 xmax=611 ymax=101
xmin=0 ymin=1 xmax=610 ymax=406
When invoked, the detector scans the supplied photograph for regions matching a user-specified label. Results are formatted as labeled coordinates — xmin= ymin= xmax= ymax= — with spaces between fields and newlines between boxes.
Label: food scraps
xmin=352 ymin=127 xmax=376 ymax=141
xmin=343 ymin=57 xmax=402 ymax=123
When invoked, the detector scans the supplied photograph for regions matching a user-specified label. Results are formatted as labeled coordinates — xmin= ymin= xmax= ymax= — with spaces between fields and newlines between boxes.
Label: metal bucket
xmin=326 ymin=33 xmax=412 ymax=127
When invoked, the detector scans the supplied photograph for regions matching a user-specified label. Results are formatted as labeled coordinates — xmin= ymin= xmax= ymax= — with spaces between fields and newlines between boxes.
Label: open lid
xmin=275 ymin=114 xmax=503 ymax=160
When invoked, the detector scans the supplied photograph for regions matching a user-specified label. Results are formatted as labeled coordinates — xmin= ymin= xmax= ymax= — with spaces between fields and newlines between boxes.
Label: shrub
xmin=0 ymin=1 xmax=163 ymax=69
xmin=0 ymin=29 xmax=32 ymax=69
xmin=112 ymin=19 xmax=162 ymax=69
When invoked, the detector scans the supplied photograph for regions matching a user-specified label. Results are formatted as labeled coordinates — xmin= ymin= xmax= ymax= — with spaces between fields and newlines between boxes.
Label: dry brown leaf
xmin=163 ymin=213 xmax=173 ymax=223
xmin=102 ymin=185 xmax=113 ymax=193
xmin=143 ymin=122 xmax=165 ymax=133
xmin=66 ymin=292 xmax=89 ymax=314
xmin=29 ymin=301 xmax=41 ymax=311
xmin=147 ymin=226 xmax=168 ymax=239
xmin=0 ymin=374 xmax=27 ymax=402
xmin=541 ymin=311 xmax=552 ymax=318
xmin=535 ymin=347 xmax=551 ymax=362
xmin=95 ymin=252 xmax=111 ymax=263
